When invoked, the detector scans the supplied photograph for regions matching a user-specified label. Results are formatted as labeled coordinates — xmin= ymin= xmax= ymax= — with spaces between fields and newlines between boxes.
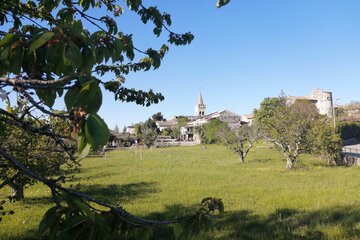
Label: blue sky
xmin=2 ymin=1 xmax=359 ymax=129
xmin=98 ymin=0 xmax=360 ymax=129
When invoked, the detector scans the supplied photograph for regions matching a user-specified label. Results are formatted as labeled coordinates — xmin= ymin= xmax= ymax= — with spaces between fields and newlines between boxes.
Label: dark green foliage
xmin=309 ymin=118 xmax=343 ymax=165
xmin=253 ymin=97 xmax=282 ymax=133
xmin=152 ymin=112 xmax=165 ymax=122
xmin=337 ymin=121 xmax=360 ymax=141
xmin=0 ymin=107 xmax=75 ymax=200
xmin=0 ymin=0 xmax=196 ymax=152
xmin=202 ymin=119 xmax=228 ymax=144
xmin=38 ymin=194 xmax=224 ymax=240
xmin=139 ymin=118 xmax=158 ymax=148
xmin=170 ymin=116 xmax=188 ymax=140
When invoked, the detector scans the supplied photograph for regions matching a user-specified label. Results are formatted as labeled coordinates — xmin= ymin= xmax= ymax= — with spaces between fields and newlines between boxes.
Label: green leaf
xmin=36 ymin=89 xmax=56 ymax=108
xmin=78 ymin=80 xmax=102 ymax=114
xmin=173 ymin=223 xmax=183 ymax=238
xmin=9 ymin=47 xmax=24 ymax=73
xmin=216 ymin=0 xmax=230 ymax=8
xmin=73 ymin=200 xmax=94 ymax=221
xmin=66 ymin=42 xmax=82 ymax=68
xmin=38 ymin=206 xmax=60 ymax=236
xmin=65 ymin=87 xmax=80 ymax=111
xmin=76 ymin=143 xmax=91 ymax=161
xmin=0 ymin=34 xmax=18 ymax=48
xmin=64 ymin=81 xmax=102 ymax=113
xmin=81 ymin=46 xmax=95 ymax=73
xmin=72 ymin=21 xmax=83 ymax=35
xmin=62 ymin=215 xmax=89 ymax=232
xmin=134 ymin=227 xmax=152 ymax=240
xmin=77 ymin=132 xmax=87 ymax=153
xmin=28 ymin=32 xmax=55 ymax=53
xmin=114 ymin=38 xmax=122 ymax=53
xmin=80 ymin=0 xmax=91 ymax=11
xmin=84 ymin=114 xmax=110 ymax=150
xmin=62 ymin=42 xmax=71 ymax=66
xmin=72 ymin=226 xmax=89 ymax=240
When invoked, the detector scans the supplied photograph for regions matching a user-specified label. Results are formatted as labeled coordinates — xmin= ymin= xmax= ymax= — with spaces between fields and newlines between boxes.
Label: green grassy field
xmin=1 ymin=144 xmax=360 ymax=239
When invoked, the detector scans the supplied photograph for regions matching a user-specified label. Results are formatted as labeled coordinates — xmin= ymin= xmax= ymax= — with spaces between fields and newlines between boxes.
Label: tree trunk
xmin=9 ymin=183 xmax=24 ymax=200
xmin=239 ymin=155 xmax=245 ymax=163
xmin=286 ymin=158 xmax=294 ymax=169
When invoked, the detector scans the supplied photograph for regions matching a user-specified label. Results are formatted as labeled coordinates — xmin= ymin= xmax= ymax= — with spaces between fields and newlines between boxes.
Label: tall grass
xmin=1 ymin=144 xmax=360 ymax=239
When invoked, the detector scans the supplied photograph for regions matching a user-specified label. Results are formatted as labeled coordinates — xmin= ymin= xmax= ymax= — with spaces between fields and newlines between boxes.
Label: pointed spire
xmin=198 ymin=93 xmax=204 ymax=105
xmin=195 ymin=92 xmax=206 ymax=116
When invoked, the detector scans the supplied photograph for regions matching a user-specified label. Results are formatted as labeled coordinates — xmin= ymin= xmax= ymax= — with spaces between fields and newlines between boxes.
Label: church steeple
xmin=198 ymin=93 xmax=204 ymax=105
xmin=195 ymin=93 xmax=206 ymax=116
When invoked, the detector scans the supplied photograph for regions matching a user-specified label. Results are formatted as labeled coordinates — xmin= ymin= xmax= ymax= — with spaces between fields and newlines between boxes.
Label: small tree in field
xmin=218 ymin=124 xmax=262 ymax=163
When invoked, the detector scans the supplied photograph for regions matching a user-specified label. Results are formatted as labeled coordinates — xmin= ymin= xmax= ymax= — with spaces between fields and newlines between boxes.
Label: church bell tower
xmin=195 ymin=93 xmax=206 ymax=117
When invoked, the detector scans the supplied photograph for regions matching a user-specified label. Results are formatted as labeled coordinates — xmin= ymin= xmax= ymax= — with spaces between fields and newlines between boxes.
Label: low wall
xmin=154 ymin=141 xmax=199 ymax=147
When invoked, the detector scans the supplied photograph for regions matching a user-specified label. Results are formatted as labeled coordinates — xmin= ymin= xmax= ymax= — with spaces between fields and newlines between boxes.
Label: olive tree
xmin=255 ymin=97 xmax=320 ymax=169
xmin=218 ymin=124 xmax=262 ymax=163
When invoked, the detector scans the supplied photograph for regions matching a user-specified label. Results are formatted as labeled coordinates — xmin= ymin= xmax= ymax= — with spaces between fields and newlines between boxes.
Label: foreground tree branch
xmin=0 ymin=0 xmax=230 ymax=238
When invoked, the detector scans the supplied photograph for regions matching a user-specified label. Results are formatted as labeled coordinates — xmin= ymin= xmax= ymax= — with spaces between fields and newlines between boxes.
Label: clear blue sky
xmin=4 ymin=1 xmax=359 ymax=129
xmin=99 ymin=0 xmax=360 ymax=129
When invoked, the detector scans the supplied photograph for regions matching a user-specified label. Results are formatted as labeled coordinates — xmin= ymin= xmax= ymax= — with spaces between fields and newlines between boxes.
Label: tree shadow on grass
xmin=214 ymin=206 xmax=360 ymax=240
xmin=143 ymin=203 xmax=200 ymax=240
xmin=67 ymin=172 xmax=116 ymax=182
xmin=140 ymin=205 xmax=360 ymax=240
xmin=81 ymin=181 xmax=159 ymax=205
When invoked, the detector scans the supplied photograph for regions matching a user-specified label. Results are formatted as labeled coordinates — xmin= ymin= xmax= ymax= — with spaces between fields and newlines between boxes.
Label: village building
xmin=125 ymin=125 xmax=136 ymax=135
xmin=287 ymin=89 xmax=334 ymax=117
xmin=195 ymin=93 xmax=206 ymax=117
xmin=155 ymin=118 xmax=178 ymax=131
xmin=240 ymin=114 xmax=254 ymax=126
xmin=166 ymin=93 xmax=242 ymax=142
xmin=108 ymin=131 xmax=136 ymax=148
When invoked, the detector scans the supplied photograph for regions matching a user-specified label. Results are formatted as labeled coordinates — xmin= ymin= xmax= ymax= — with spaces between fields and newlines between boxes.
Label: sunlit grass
xmin=1 ymin=143 xmax=360 ymax=239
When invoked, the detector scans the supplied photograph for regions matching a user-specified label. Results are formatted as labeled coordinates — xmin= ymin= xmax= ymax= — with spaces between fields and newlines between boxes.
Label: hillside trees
xmin=0 ymin=0 xmax=229 ymax=238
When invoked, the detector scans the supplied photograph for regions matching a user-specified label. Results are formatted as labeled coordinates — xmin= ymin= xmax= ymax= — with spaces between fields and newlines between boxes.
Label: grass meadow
xmin=2 ymin=143 xmax=360 ymax=239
